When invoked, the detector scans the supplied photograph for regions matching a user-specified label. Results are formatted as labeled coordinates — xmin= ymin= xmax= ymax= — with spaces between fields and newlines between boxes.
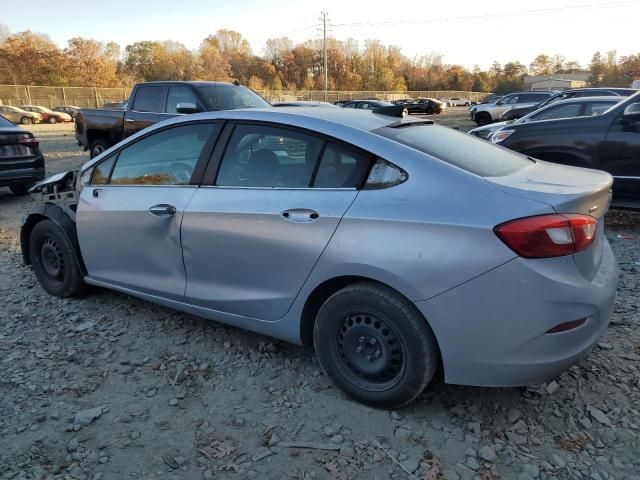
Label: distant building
xmin=524 ymin=74 xmax=590 ymax=91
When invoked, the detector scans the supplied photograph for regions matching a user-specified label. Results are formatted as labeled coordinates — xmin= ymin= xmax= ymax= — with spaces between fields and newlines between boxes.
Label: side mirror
xmin=176 ymin=102 xmax=200 ymax=114
xmin=623 ymin=103 xmax=640 ymax=119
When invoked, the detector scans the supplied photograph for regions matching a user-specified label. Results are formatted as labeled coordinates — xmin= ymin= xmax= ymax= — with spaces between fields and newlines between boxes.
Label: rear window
xmin=373 ymin=124 xmax=532 ymax=177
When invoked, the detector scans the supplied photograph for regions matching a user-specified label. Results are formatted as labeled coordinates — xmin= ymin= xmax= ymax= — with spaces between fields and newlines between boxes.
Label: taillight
xmin=19 ymin=136 xmax=39 ymax=149
xmin=494 ymin=214 xmax=597 ymax=258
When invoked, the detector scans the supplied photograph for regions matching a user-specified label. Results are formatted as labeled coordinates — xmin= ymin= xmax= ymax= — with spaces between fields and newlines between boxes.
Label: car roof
xmin=547 ymin=95 xmax=627 ymax=105
xmin=137 ymin=81 xmax=240 ymax=87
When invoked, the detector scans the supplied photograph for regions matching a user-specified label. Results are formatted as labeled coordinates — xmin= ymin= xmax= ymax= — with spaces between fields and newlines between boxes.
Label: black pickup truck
xmin=75 ymin=81 xmax=270 ymax=158
xmin=494 ymin=91 xmax=640 ymax=207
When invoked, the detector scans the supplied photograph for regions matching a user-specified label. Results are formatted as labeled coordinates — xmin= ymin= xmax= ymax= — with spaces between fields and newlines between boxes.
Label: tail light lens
xmin=494 ymin=214 xmax=597 ymax=258
xmin=19 ymin=135 xmax=39 ymax=149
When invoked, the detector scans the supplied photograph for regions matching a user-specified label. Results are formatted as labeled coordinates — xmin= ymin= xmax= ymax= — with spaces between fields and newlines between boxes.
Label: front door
xmin=123 ymin=85 xmax=171 ymax=138
xmin=181 ymin=123 xmax=372 ymax=320
xmin=77 ymin=122 xmax=220 ymax=299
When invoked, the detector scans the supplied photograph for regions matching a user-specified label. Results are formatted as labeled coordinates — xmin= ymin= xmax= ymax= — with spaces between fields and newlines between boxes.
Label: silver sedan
xmin=24 ymin=107 xmax=618 ymax=408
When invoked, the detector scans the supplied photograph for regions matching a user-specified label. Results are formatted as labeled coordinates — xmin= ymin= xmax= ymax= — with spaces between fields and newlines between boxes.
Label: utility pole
xmin=320 ymin=11 xmax=328 ymax=101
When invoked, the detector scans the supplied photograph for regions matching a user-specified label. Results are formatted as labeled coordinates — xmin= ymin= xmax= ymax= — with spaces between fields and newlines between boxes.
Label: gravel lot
xmin=1 ymin=113 xmax=640 ymax=480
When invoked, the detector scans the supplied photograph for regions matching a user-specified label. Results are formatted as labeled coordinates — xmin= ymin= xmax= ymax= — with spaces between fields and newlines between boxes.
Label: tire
xmin=20 ymin=116 xmax=33 ymax=125
xmin=89 ymin=139 xmax=111 ymax=159
xmin=475 ymin=113 xmax=491 ymax=126
xmin=313 ymin=282 xmax=439 ymax=409
xmin=9 ymin=183 xmax=34 ymax=196
xmin=48 ymin=116 xmax=57 ymax=124
xmin=29 ymin=220 xmax=86 ymax=298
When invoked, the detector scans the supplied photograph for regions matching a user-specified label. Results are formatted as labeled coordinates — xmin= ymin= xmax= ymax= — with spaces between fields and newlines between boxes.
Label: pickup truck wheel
xmin=20 ymin=116 xmax=33 ymax=125
xmin=30 ymin=220 xmax=86 ymax=298
xmin=9 ymin=183 xmax=33 ymax=196
xmin=313 ymin=282 xmax=439 ymax=409
xmin=90 ymin=139 xmax=110 ymax=159
xmin=475 ymin=113 xmax=491 ymax=126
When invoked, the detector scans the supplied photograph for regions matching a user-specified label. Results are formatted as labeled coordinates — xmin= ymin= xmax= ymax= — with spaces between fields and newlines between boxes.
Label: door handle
xmin=148 ymin=204 xmax=177 ymax=217
xmin=125 ymin=118 xmax=135 ymax=123
xmin=281 ymin=209 xmax=320 ymax=223
xmin=92 ymin=188 xmax=102 ymax=197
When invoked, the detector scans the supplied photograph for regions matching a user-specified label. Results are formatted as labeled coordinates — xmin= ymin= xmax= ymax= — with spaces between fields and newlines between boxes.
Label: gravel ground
xmin=1 ymin=115 xmax=640 ymax=480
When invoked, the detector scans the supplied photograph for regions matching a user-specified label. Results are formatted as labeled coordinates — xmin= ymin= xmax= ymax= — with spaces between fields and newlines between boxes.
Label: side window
xmin=530 ymin=103 xmax=582 ymax=121
xmin=343 ymin=103 xmax=356 ymax=109
xmin=166 ymin=86 xmax=199 ymax=114
xmin=357 ymin=103 xmax=372 ymax=110
xmin=584 ymin=102 xmax=615 ymax=116
xmin=108 ymin=123 xmax=218 ymax=185
xmin=216 ymin=124 xmax=324 ymax=188
xmin=499 ymin=95 xmax=518 ymax=105
xmin=91 ymin=155 xmax=116 ymax=185
xmin=314 ymin=143 xmax=371 ymax=188
xmin=132 ymin=86 xmax=164 ymax=113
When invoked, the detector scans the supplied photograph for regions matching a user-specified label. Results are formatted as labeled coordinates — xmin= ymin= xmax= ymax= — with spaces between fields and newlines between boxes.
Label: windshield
xmin=196 ymin=85 xmax=270 ymax=110
xmin=373 ymin=123 xmax=533 ymax=177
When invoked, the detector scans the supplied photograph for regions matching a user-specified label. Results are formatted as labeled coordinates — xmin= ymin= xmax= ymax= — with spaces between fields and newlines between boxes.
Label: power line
xmin=330 ymin=0 xmax=639 ymax=28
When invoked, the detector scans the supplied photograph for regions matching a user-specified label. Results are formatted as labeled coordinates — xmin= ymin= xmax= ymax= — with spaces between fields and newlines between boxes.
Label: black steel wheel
xmin=9 ymin=183 xmax=33 ymax=196
xmin=314 ymin=282 xmax=439 ymax=409
xmin=336 ymin=312 xmax=405 ymax=391
xmin=30 ymin=220 xmax=86 ymax=297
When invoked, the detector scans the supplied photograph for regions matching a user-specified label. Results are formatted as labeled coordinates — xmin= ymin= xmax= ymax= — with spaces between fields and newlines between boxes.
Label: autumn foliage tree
xmin=0 ymin=25 xmax=637 ymax=92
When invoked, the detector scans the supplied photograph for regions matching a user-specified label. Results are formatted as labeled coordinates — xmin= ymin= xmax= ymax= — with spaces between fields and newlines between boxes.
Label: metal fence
xmin=0 ymin=85 xmax=486 ymax=108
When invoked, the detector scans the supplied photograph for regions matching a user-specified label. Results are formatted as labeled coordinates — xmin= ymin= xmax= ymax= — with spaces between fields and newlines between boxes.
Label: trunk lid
xmin=486 ymin=159 xmax=612 ymax=219
xmin=487 ymin=159 xmax=613 ymax=280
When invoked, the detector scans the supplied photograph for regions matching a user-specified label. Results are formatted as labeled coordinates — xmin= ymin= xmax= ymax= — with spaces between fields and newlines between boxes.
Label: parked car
xmin=75 ymin=81 xmax=270 ymax=158
xmin=0 ymin=115 xmax=45 ymax=195
xmin=339 ymin=100 xmax=407 ymax=117
xmin=22 ymin=107 xmax=617 ymax=408
xmin=469 ymin=91 xmax=555 ymax=126
xmin=500 ymin=88 xmax=637 ymax=121
xmin=53 ymin=105 xmax=82 ymax=119
xmin=447 ymin=97 xmax=471 ymax=107
xmin=19 ymin=105 xmax=72 ymax=124
xmin=273 ymin=101 xmax=338 ymax=108
xmin=469 ymin=96 xmax=624 ymax=140
xmin=493 ymin=91 xmax=640 ymax=204
xmin=0 ymin=105 xmax=42 ymax=125
xmin=404 ymin=98 xmax=447 ymax=115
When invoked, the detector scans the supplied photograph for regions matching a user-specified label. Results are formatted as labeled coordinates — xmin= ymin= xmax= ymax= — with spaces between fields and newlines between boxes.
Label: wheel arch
xmin=299 ymin=276 xmax=443 ymax=365
xmin=21 ymin=204 xmax=86 ymax=274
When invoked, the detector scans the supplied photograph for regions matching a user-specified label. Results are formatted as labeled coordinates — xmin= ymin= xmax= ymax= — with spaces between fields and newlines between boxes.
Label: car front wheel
xmin=30 ymin=220 xmax=86 ymax=297
xmin=9 ymin=183 xmax=34 ymax=196
xmin=313 ymin=282 xmax=439 ymax=409
xmin=475 ymin=113 xmax=491 ymax=126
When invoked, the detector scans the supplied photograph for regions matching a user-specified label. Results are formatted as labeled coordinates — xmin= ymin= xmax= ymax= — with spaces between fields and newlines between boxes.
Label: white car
xmin=447 ymin=97 xmax=471 ymax=107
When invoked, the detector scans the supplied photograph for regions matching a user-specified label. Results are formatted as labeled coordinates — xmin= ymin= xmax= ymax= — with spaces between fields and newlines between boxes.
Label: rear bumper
xmin=0 ymin=158 xmax=45 ymax=187
xmin=415 ymin=237 xmax=618 ymax=387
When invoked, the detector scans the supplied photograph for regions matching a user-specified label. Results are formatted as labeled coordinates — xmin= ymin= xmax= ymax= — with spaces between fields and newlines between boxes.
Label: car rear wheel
xmin=48 ymin=116 xmax=57 ymax=124
xmin=9 ymin=183 xmax=34 ymax=196
xmin=313 ymin=282 xmax=439 ymax=409
xmin=20 ymin=116 xmax=33 ymax=125
xmin=475 ymin=113 xmax=491 ymax=126
xmin=90 ymin=139 xmax=111 ymax=159
xmin=30 ymin=220 xmax=86 ymax=298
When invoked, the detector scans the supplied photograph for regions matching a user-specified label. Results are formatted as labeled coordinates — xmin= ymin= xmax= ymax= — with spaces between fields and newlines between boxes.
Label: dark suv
xmin=500 ymin=87 xmax=637 ymax=121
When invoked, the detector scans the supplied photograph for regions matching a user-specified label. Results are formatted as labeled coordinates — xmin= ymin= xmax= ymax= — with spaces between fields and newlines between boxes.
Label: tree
xmin=0 ymin=31 xmax=67 ymax=85
xmin=198 ymin=37 xmax=232 ymax=81
xmin=529 ymin=54 xmax=553 ymax=75
xmin=65 ymin=37 xmax=119 ymax=87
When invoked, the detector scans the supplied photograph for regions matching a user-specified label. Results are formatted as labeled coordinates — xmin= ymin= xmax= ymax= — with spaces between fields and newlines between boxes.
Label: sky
xmin=1 ymin=0 xmax=638 ymax=69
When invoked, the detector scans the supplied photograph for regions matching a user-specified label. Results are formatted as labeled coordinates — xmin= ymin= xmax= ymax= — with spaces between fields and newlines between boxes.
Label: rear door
xmin=181 ymin=122 xmax=372 ymax=320
xmin=124 ymin=85 xmax=170 ymax=138
xmin=77 ymin=122 xmax=221 ymax=298
xmin=601 ymin=108 xmax=640 ymax=200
